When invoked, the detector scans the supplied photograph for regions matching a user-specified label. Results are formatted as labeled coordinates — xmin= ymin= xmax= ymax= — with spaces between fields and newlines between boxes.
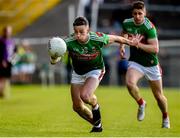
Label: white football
xmin=48 ymin=37 xmax=67 ymax=58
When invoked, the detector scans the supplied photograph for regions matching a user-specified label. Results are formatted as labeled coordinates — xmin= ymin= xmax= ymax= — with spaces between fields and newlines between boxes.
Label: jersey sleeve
xmin=147 ymin=26 xmax=157 ymax=39
xmin=95 ymin=32 xmax=109 ymax=48
xmin=122 ymin=19 xmax=129 ymax=33
xmin=63 ymin=34 xmax=75 ymax=50
xmin=63 ymin=35 xmax=72 ymax=44
xmin=102 ymin=33 xmax=109 ymax=46
xmin=122 ymin=22 xmax=126 ymax=32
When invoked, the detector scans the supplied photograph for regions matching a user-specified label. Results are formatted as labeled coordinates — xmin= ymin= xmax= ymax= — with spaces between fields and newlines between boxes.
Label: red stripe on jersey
xmin=96 ymin=32 xmax=103 ymax=37
xmin=150 ymin=21 xmax=155 ymax=28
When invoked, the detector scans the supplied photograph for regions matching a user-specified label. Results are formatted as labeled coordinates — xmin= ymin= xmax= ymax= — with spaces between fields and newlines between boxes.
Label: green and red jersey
xmin=64 ymin=32 xmax=109 ymax=75
xmin=122 ymin=17 xmax=159 ymax=67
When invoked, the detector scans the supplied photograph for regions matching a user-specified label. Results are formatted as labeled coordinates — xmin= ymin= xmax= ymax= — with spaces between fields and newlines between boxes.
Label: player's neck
xmin=78 ymin=34 xmax=90 ymax=44
xmin=134 ymin=18 xmax=145 ymax=26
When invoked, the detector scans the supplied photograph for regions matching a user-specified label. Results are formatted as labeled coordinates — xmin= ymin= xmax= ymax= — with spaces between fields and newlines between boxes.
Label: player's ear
xmin=87 ymin=26 xmax=90 ymax=32
xmin=144 ymin=9 xmax=146 ymax=16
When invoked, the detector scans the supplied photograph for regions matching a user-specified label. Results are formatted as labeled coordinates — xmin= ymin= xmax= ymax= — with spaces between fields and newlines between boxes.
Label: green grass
xmin=0 ymin=85 xmax=180 ymax=137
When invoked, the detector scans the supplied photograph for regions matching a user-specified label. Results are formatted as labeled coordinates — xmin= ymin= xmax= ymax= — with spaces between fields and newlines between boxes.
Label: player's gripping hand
xmin=50 ymin=56 xmax=61 ymax=65
xmin=131 ymin=34 xmax=143 ymax=48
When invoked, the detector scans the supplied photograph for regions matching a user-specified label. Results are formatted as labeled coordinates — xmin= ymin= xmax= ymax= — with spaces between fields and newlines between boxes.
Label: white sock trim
xmin=94 ymin=123 xmax=101 ymax=128
xmin=93 ymin=104 xmax=99 ymax=110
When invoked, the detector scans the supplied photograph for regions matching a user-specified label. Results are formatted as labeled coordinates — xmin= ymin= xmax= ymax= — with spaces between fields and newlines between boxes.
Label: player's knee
xmin=80 ymin=93 xmax=90 ymax=103
xmin=126 ymin=79 xmax=136 ymax=89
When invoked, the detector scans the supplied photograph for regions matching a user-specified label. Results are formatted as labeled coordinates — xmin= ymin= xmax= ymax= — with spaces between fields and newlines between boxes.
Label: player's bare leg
xmin=71 ymin=84 xmax=94 ymax=124
xmin=80 ymin=77 xmax=102 ymax=132
xmin=126 ymin=68 xmax=146 ymax=121
xmin=0 ymin=78 xmax=6 ymax=98
xmin=80 ymin=77 xmax=99 ymax=106
xmin=149 ymin=79 xmax=170 ymax=128
xmin=126 ymin=68 xmax=144 ymax=101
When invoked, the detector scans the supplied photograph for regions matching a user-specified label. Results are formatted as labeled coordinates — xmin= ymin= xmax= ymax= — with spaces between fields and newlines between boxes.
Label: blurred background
xmin=0 ymin=0 xmax=180 ymax=87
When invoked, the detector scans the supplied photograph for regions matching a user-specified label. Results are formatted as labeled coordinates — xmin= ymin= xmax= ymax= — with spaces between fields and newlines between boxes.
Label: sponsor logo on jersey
xmin=127 ymin=28 xmax=132 ymax=32
xmin=69 ymin=52 xmax=100 ymax=60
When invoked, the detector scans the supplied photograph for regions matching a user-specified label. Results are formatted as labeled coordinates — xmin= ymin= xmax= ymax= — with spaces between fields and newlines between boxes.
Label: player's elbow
xmin=154 ymin=46 xmax=159 ymax=54
xmin=152 ymin=44 xmax=159 ymax=54
xmin=80 ymin=93 xmax=91 ymax=104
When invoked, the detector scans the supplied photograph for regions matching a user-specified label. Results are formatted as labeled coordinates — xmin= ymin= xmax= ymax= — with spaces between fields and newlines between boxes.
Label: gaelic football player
xmin=120 ymin=1 xmax=170 ymax=128
xmin=49 ymin=16 xmax=139 ymax=132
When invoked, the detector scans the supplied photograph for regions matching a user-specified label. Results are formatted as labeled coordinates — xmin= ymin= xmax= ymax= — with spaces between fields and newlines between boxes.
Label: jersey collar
xmin=78 ymin=33 xmax=90 ymax=45
xmin=133 ymin=18 xmax=145 ymax=26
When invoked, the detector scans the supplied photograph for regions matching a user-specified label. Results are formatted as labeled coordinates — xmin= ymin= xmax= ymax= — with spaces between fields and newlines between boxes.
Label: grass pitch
xmin=0 ymin=85 xmax=180 ymax=137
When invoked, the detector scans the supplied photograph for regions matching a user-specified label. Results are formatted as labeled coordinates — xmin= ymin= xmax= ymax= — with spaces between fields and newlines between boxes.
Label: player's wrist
xmin=124 ymin=39 xmax=131 ymax=45
xmin=50 ymin=56 xmax=61 ymax=64
xmin=137 ymin=42 xmax=141 ymax=49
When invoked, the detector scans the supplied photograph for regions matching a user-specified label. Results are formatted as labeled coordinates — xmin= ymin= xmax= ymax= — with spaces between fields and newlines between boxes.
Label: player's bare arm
xmin=119 ymin=33 xmax=129 ymax=58
xmin=137 ymin=38 xmax=159 ymax=54
xmin=108 ymin=35 xmax=137 ymax=46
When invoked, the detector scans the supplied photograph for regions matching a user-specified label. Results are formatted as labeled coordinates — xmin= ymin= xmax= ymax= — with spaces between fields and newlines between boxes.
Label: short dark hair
xmin=73 ymin=16 xmax=89 ymax=26
xmin=132 ymin=1 xmax=145 ymax=10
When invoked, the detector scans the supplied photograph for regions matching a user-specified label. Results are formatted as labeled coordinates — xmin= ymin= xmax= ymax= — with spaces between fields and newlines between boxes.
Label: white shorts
xmin=12 ymin=65 xmax=21 ymax=75
xmin=71 ymin=69 xmax=105 ymax=85
xmin=128 ymin=61 xmax=162 ymax=81
xmin=20 ymin=63 xmax=36 ymax=74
